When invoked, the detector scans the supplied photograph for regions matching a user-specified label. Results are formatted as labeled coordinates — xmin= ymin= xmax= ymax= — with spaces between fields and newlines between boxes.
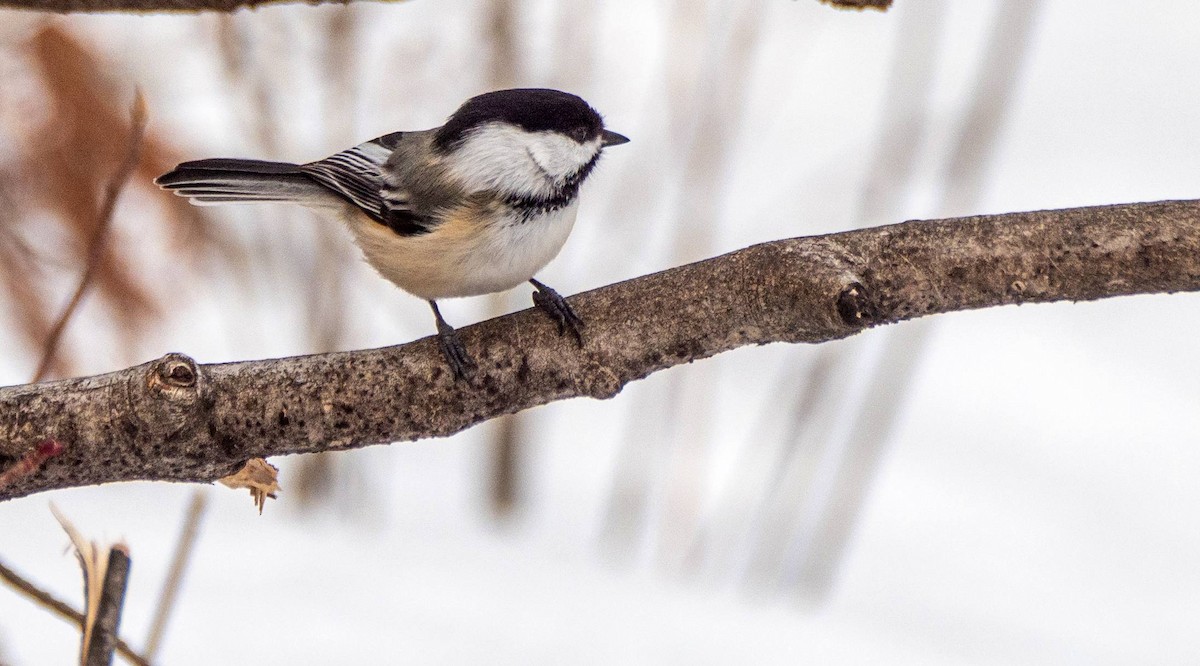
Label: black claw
xmin=530 ymin=279 xmax=584 ymax=346
xmin=429 ymin=301 xmax=477 ymax=381
xmin=437 ymin=325 xmax=477 ymax=381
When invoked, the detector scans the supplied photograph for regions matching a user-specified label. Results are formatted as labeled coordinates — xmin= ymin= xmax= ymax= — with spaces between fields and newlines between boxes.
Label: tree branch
xmin=2 ymin=0 xmax=383 ymax=12
xmin=2 ymin=199 xmax=1198 ymax=502
xmin=1 ymin=0 xmax=882 ymax=15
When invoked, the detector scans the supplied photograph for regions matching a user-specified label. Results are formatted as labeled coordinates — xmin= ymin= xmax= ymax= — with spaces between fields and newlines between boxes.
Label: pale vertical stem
xmin=144 ymin=491 xmax=209 ymax=660
xmin=730 ymin=0 xmax=950 ymax=591
xmin=785 ymin=0 xmax=1047 ymax=599
xmin=482 ymin=0 xmax=526 ymax=520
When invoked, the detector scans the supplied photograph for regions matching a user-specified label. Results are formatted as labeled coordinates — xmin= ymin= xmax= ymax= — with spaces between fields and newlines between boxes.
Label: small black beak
xmin=601 ymin=130 xmax=630 ymax=147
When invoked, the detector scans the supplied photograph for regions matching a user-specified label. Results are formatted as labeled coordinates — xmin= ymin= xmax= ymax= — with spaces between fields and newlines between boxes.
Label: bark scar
xmin=130 ymin=353 xmax=209 ymax=441
xmin=837 ymin=281 xmax=881 ymax=328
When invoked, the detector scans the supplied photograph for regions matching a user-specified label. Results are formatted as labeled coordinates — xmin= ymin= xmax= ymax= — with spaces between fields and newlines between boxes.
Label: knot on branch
xmin=147 ymin=353 xmax=199 ymax=396
xmin=129 ymin=353 xmax=210 ymax=440
xmin=836 ymin=281 xmax=881 ymax=328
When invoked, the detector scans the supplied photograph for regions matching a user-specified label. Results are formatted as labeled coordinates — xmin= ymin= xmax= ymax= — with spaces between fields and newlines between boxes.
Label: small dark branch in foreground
xmin=1 ymin=199 xmax=1199 ymax=501
xmin=0 ymin=558 xmax=150 ymax=666
xmin=85 ymin=546 xmax=131 ymax=666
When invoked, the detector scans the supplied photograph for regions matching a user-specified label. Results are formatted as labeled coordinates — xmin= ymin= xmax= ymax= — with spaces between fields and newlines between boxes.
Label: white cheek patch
xmin=446 ymin=123 xmax=601 ymax=199
xmin=527 ymin=134 xmax=601 ymax=180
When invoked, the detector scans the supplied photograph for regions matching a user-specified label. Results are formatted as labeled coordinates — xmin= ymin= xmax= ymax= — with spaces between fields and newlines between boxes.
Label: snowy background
xmin=1 ymin=0 xmax=1199 ymax=663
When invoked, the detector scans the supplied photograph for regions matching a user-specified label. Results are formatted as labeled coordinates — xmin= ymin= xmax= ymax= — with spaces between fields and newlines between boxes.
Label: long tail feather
xmin=156 ymin=158 xmax=331 ymax=206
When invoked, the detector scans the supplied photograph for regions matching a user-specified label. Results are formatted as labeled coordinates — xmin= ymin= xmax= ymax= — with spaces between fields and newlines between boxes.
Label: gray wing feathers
xmin=299 ymin=139 xmax=395 ymax=222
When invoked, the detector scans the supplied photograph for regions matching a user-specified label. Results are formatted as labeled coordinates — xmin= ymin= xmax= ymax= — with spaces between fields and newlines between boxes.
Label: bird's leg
xmin=429 ymin=300 xmax=477 ymax=381
xmin=529 ymin=278 xmax=584 ymax=346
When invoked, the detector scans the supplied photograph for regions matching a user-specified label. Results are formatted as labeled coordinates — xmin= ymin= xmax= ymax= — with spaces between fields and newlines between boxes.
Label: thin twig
xmin=32 ymin=92 xmax=147 ymax=384
xmin=144 ymin=491 xmax=208 ymax=660
xmin=0 ymin=558 xmax=150 ymax=666
xmin=0 ymin=439 xmax=63 ymax=490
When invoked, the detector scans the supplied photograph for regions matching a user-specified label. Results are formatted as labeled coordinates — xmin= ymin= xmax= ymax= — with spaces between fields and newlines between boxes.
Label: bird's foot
xmin=436 ymin=321 xmax=477 ymax=381
xmin=530 ymin=279 xmax=584 ymax=346
xmin=429 ymin=301 xmax=477 ymax=381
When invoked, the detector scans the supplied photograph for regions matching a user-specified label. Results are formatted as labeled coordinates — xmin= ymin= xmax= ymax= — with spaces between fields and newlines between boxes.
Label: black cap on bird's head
xmin=433 ymin=88 xmax=629 ymax=153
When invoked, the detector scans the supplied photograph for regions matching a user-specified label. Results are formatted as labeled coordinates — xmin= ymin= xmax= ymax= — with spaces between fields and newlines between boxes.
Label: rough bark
xmin=3 ymin=0 xmax=376 ymax=12
xmin=1 ymin=199 xmax=1198 ymax=502
xmin=820 ymin=0 xmax=892 ymax=10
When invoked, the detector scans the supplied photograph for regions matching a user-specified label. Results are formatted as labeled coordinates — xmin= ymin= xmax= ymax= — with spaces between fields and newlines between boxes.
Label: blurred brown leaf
xmin=0 ymin=25 xmax=234 ymax=379
xmin=31 ymin=90 xmax=147 ymax=383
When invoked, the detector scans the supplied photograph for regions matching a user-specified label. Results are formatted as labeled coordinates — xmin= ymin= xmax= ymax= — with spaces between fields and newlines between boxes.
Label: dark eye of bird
xmin=570 ymin=126 xmax=590 ymax=143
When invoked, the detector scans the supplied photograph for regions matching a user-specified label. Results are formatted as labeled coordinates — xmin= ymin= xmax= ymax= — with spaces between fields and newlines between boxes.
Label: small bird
xmin=157 ymin=88 xmax=628 ymax=380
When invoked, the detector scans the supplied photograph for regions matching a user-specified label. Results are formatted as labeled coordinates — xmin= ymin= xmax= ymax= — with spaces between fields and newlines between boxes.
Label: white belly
xmin=341 ymin=201 xmax=579 ymax=301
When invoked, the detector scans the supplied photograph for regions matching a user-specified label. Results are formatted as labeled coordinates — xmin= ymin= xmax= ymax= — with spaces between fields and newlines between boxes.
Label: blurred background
xmin=1 ymin=0 xmax=1200 ymax=663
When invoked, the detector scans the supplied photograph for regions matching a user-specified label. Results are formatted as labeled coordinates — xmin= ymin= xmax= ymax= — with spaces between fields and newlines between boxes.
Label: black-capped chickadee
xmin=157 ymin=88 xmax=629 ymax=380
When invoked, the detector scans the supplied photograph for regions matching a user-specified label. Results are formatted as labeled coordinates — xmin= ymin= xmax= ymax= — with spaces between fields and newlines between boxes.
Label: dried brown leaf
xmin=218 ymin=458 xmax=281 ymax=514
